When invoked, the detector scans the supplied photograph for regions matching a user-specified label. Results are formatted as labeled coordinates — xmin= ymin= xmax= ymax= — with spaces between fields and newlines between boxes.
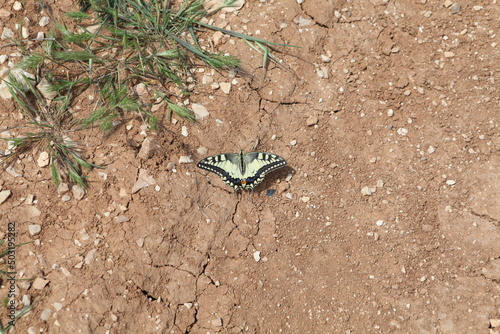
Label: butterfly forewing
xmin=197 ymin=151 xmax=287 ymax=191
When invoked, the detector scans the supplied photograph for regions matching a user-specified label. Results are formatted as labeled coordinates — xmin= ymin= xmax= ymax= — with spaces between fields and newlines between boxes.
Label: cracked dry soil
xmin=1 ymin=0 xmax=499 ymax=333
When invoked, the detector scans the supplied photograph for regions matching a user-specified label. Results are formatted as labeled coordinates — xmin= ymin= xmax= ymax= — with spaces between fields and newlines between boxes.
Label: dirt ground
xmin=0 ymin=0 xmax=499 ymax=333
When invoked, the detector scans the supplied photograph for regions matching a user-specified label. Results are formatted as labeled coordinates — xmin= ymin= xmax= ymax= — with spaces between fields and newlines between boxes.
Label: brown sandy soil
xmin=0 ymin=0 xmax=499 ymax=333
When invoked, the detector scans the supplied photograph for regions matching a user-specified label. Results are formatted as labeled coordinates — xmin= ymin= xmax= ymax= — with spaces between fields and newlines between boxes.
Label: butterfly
xmin=197 ymin=151 xmax=287 ymax=191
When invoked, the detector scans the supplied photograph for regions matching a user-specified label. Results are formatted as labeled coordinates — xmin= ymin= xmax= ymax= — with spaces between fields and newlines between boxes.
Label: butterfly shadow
xmin=251 ymin=165 xmax=293 ymax=197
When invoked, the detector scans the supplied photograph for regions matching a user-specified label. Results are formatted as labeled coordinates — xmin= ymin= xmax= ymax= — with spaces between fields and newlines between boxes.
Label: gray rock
xmin=28 ymin=224 xmax=41 ymax=235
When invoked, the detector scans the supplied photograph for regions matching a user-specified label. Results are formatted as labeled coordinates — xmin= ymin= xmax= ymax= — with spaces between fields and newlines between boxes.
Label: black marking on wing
xmin=243 ymin=158 xmax=287 ymax=188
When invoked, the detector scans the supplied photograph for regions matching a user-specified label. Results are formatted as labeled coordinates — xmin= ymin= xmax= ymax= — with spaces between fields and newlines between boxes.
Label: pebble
xmin=32 ymin=277 xmax=49 ymax=290
xmin=450 ymin=3 xmax=461 ymax=14
xmin=397 ymin=128 xmax=408 ymax=136
xmin=57 ymin=183 xmax=69 ymax=194
xmin=491 ymin=319 xmax=500 ymax=328
xmin=40 ymin=308 xmax=53 ymax=321
xmin=290 ymin=139 xmax=297 ymax=146
xmin=39 ymin=17 xmax=50 ymax=27
xmin=376 ymin=220 xmax=385 ymax=226
xmin=443 ymin=0 xmax=453 ymax=7
xmin=0 ymin=9 xmax=11 ymax=17
xmin=296 ymin=16 xmax=312 ymax=26
xmin=1 ymin=27 xmax=14 ymax=40
xmin=12 ymin=1 xmax=22 ymax=11
xmin=211 ymin=318 xmax=223 ymax=327
xmin=387 ymin=109 xmax=394 ymax=117
xmin=197 ymin=147 xmax=208 ymax=156
xmin=316 ymin=66 xmax=329 ymax=79
xmin=22 ymin=294 xmax=31 ymax=306
xmin=253 ymin=251 xmax=261 ymax=262
xmin=301 ymin=196 xmax=310 ymax=203
xmin=36 ymin=152 xmax=50 ymax=167
xmin=178 ymin=155 xmax=193 ymax=164
xmin=192 ymin=103 xmax=209 ymax=119
xmin=446 ymin=179 xmax=456 ymax=185
xmin=28 ymin=224 xmax=41 ymax=235
xmin=61 ymin=194 xmax=71 ymax=201
xmin=0 ymin=190 xmax=11 ymax=204
xmin=53 ymin=302 xmax=63 ymax=311
xmin=136 ymin=238 xmax=144 ymax=247
xmin=0 ymin=55 xmax=8 ymax=63
xmin=115 ymin=215 xmax=129 ymax=223
xmin=443 ymin=51 xmax=455 ymax=58
xmin=85 ymin=249 xmax=97 ymax=264
xmin=72 ymin=185 xmax=85 ymax=200
xmin=320 ymin=54 xmax=331 ymax=63
xmin=21 ymin=26 xmax=29 ymax=39
xmin=28 ymin=328 xmax=38 ymax=334
xmin=219 ymin=82 xmax=231 ymax=94
xmin=427 ymin=145 xmax=436 ymax=154
xmin=181 ymin=126 xmax=188 ymax=137
xmin=131 ymin=169 xmax=156 ymax=193
xmin=306 ymin=116 xmax=318 ymax=126
xmin=37 ymin=78 xmax=57 ymax=99
xmin=138 ymin=137 xmax=157 ymax=160
xmin=361 ymin=187 xmax=372 ymax=196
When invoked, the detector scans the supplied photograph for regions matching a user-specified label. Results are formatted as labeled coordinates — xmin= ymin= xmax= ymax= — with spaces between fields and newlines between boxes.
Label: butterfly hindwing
xmin=197 ymin=151 xmax=286 ymax=191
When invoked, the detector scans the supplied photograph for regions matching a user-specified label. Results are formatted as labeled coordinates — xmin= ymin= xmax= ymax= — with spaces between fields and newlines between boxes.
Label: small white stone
xmin=1 ymin=27 xmax=14 ymax=40
xmin=0 ymin=55 xmax=8 ymax=64
xmin=197 ymin=147 xmax=208 ymax=156
xmin=40 ymin=308 xmax=53 ymax=321
xmin=253 ymin=251 xmax=261 ymax=262
xmin=191 ymin=103 xmax=209 ymax=119
xmin=37 ymin=151 xmax=50 ymax=167
xmin=72 ymin=185 xmax=85 ymax=200
xmin=211 ymin=318 xmax=223 ymax=327
xmin=376 ymin=220 xmax=385 ymax=226
xmin=22 ymin=26 xmax=29 ymax=39
xmin=219 ymin=82 xmax=231 ymax=94
xmin=12 ymin=1 xmax=23 ymax=11
xmin=320 ymin=54 xmax=331 ymax=63
xmin=28 ymin=224 xmax=41 ymax=235
xmin=22 ymin=294 xmax=31 ymax=306
xmin=57 ymin=183 xmax=69 ymax=194
xmin=427 ymin=145 xmax=436 ymax=154
xmin=53 ymin=302 xmax=63 ymax=311
xmin=301 ymin=196 xmax=310 ymax=203
xmin=32 ymin=277 xmax=49 ymax=290
xmin=178 ymin=155 xmax=193 ymax=164
xmin=443 ymin=51 xmax=455 ymax=58
xmin=290 ymin=139 xmax=297 ymax=146
xmin=446 ymin=179 xmax=456 ymax=185
xmin=136 ymin=238 xmax=144 ymax=247
xmin=181 ymin=125 xmax=188 ymax=137
xmin=397 ymin=128 xmax=408 ymax=136
xmin=361 ymin=187 xmax=372 ymax=196
xmin=61 ymin=194 xmax=71 ymax=202
xmin=39 ymin=17 xmax=50 ymax=27
xmin=0 ymin=190 xmax=11 ymax=204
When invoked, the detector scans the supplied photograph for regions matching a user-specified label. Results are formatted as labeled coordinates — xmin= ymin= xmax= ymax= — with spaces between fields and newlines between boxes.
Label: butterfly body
xmin=197 ymin=151 xmax=287 ymax=191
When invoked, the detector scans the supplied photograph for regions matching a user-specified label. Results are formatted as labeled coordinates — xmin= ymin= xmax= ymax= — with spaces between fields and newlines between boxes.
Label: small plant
xmin=1 ymin=73 xmax=99 ymax=188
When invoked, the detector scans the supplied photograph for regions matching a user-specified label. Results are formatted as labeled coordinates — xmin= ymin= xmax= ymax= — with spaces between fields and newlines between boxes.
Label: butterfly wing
xmin=197 ymin=153 xmax=245 ymax=190
xmin=197 ymin=151 xmax=287 ymax=191
xmin=241 ymin=152 xmax=287 ymax=189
